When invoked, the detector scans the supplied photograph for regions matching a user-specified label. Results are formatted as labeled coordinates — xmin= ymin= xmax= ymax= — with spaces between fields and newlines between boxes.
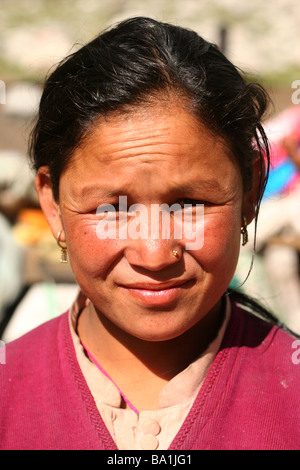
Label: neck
xmin=77 ymin=299 xmax=224 ymax=410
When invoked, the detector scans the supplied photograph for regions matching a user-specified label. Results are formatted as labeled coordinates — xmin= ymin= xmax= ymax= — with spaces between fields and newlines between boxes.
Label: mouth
xmin=117 ymin=279 xmax=194 ymax=305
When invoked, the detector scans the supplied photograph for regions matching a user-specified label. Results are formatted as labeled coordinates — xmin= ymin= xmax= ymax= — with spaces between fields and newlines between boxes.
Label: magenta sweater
xmin=0 ymin=303 xmax=299 ymax=450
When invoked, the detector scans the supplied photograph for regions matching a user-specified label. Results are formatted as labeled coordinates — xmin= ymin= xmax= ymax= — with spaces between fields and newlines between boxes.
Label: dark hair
xmin=29 ymin=16 xmax=270 ymax=204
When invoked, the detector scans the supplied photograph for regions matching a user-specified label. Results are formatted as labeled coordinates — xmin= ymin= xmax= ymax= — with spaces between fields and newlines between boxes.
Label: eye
xmin=95 ymin=203 xmax=119 ymax=215
xmin=111 ymin=203 xmax=121 ymax=211
xmin=97 ymin=202 xmax=129 ymax=212
xmin=176 ymin=198 xmax=207 ymax=208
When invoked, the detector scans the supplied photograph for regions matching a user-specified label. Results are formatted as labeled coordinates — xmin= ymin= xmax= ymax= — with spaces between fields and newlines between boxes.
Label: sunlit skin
xmin=36 ymin=100 xmax=258 ymax=410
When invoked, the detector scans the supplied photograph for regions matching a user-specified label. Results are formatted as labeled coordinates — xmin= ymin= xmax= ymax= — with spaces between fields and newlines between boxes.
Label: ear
xmin=242 ymin=152 xmax=265 ymax=225
xmin=35 ymin=166 xmax=65 ymax=241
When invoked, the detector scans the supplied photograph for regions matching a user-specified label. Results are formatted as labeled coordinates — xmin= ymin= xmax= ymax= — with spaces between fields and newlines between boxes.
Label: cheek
xmin=195 ymin=211 xmax=241 ymax=272
xmin=63 ymin=218 xmax=121 ymax=278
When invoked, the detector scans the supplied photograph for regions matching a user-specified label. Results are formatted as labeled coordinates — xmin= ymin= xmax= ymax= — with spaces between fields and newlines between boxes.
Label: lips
xmin=117 ymin=279 xmax=193 ymax=305
xmin=120 ymin=280 xmax=189 ymax=290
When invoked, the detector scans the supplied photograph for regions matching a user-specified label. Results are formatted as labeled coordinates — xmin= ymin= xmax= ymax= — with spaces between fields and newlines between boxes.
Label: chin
xmin=124 ymin=321 xmax=193 ymax=343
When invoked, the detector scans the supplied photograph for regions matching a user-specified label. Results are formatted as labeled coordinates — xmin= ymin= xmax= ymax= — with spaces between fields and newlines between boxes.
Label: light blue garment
xmin=263 ymin=160 xmax=297 ymax=199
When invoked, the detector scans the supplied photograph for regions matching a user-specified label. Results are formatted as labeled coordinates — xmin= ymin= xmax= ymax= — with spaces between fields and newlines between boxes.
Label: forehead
xmin=64 ymin=101 xmax=241 ymax=198
xmin=74 ymin=102 xmax=233 ymax=163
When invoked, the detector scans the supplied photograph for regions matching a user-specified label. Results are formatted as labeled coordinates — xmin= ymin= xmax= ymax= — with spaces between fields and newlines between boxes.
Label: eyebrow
xmin=171 ymin=180 xmax=223 ymax=194
xmin=76 ymin=178 xmax=223 ymax=200
xmin=78 ymin=185 xmax=120 ymax=199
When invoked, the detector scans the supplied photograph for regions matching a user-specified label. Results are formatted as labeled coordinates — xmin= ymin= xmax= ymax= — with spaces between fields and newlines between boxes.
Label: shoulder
xmin=230 ymin=300 xmax=296 ymax=344
xmin=0 ymin=312 xmax=74 ymax=432
xmin=228 ymin=301 xmax=300 ymax=382
xmin=6 ymin=311 xmax=68 ymax=348
xmin=0 ymin=311 xmax=111 ymax=450
xmin=0 ymin=312 xmax=70 ymax=384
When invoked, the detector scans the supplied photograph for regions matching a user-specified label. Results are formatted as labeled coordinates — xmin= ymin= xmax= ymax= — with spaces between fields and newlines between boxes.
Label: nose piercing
xmin=172 ymin=250 xmax=179 ymax=258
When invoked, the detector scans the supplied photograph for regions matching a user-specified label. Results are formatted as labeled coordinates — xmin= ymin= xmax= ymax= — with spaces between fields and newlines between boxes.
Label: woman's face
xmin=39 ymin=102 xmax=249 ymax=342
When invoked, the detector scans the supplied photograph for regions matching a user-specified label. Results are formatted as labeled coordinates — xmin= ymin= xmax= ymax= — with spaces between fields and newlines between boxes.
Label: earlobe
xmin=35 ymin=166 xmax=64 ymax=240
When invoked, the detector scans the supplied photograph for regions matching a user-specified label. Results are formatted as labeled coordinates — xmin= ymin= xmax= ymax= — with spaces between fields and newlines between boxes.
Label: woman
xmin=1 ymin=17 xmax=299 ymax=450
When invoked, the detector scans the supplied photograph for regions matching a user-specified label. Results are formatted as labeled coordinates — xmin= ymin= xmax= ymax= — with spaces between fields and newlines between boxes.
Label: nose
xmin=124 ymin=239 xmax=182 ymax=272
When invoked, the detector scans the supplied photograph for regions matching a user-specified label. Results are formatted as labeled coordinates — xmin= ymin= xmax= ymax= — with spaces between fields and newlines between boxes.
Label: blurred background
xmin=1 ymin=0 xmax=300 ymax=342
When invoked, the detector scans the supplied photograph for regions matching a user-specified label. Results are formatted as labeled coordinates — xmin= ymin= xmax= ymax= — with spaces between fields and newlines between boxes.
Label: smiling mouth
xmin=117 ymin=279 xmax=194 ymax=305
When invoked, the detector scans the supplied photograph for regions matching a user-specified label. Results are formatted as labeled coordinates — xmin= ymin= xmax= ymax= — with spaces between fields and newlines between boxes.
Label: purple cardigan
xmin=1 ymin=303 xmax=300 ymax=450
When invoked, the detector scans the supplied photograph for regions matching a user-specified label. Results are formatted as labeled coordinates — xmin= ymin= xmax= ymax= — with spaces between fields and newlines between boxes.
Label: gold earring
xmin=56 ymin=231 xmax=68 ymax=263
xmin=172 ymin=250 xmax=179 ymax=258
xmin=241 ymin=216 xmax=248 ymax=246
